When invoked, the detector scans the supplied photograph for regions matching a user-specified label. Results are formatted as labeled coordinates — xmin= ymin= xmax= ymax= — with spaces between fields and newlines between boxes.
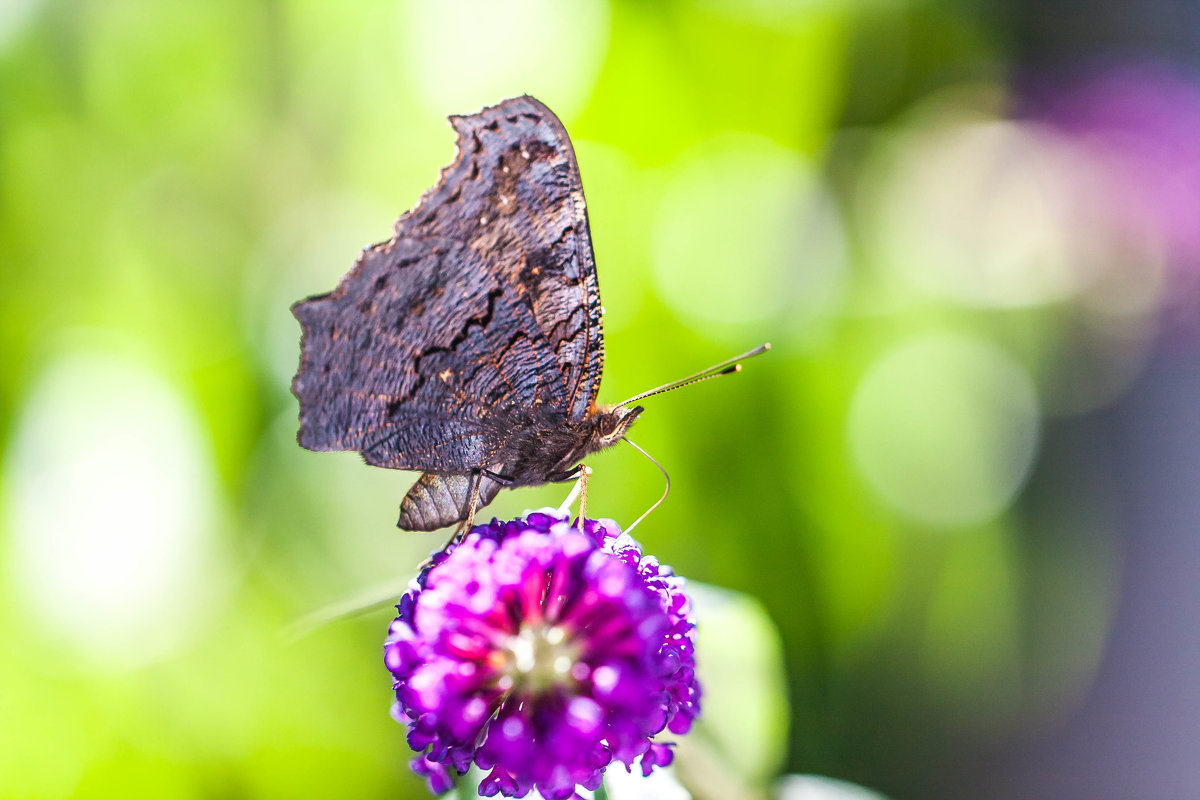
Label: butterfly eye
xmin=597 ymin=405 xmax=642 ymax=442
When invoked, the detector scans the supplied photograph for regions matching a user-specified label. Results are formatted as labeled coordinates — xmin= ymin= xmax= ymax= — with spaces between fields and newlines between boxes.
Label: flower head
xmin=385 ymin=511 xmax=700 ymax=798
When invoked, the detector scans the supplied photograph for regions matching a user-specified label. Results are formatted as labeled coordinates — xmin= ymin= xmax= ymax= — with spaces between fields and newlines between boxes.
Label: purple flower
xmin=385 ymin=511 xmax=700 ymax=798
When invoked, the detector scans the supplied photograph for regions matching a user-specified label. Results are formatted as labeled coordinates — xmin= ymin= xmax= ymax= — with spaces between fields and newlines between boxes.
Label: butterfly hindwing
xmin=293 ymin=237 xmax=556 ymax=471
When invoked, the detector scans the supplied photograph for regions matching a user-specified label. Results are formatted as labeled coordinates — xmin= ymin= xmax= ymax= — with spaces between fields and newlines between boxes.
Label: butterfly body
xmin=292 ymin=96 xmax=620 ymax=530
xmin=484 ymin=403 xmax=630 ymax=480
xmin=392 ymin=402 xmax=641 ymax=530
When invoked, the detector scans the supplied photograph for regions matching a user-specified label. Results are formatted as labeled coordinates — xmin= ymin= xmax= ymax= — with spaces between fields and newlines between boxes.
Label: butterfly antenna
xmin=615 ymin=343 xmax=771 ymax=408
xmin=622 ymin=437 xmax=670 ymax=536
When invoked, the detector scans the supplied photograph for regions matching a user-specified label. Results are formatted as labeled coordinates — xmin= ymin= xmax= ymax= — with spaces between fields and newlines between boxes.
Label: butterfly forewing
xmin=292 ymin=96 xmax=604 ymax=477
xmin=407 ymin=96 xmax=604 ymax=417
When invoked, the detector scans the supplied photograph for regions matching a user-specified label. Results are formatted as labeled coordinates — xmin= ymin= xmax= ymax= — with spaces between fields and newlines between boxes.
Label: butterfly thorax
xmin=493 ymin=403 xmax=643 ymax=485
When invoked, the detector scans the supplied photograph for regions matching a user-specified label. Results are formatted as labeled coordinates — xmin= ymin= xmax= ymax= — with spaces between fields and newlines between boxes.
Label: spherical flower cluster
xmin=385 ymin=511 xmax=700 ymax=798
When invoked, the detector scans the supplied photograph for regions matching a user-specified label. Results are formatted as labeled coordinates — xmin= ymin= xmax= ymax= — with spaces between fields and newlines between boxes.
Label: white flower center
xmin=502 ymin=622 xmax=579 ymax=694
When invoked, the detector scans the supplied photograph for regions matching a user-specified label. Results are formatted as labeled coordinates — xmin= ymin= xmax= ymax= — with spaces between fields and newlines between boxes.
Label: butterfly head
xmin=592 ymin=403 xmax=644 ymax=450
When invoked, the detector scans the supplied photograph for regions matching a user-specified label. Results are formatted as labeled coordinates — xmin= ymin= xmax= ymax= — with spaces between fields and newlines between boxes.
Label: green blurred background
xmin=4 ymin=1 xmax=1200 ymax=798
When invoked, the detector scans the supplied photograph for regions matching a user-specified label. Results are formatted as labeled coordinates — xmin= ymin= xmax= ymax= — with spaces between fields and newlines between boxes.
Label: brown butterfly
xmin=292 ymin=96 xmax=766 ymax=531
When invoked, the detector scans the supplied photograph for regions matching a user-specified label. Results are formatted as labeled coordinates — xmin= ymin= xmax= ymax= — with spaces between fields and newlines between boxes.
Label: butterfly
xmin=292 ymin=95 xmax=765 ymax=531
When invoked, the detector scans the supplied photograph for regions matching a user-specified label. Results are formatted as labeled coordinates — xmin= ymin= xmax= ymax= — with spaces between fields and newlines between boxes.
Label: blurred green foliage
xmin=0 ymin=1 xmax=1163 ymax=798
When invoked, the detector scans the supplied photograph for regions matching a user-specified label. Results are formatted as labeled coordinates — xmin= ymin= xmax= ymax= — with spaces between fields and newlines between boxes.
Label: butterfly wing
xmin=413 ymin=95 xmax=605 ymax=420
xmin=291 ymin=96 xmax=604 ymax=473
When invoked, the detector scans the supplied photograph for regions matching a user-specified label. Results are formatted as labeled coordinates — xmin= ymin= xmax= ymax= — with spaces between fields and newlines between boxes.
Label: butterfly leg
xmin=555 ymin=464 xmax=589 ymax=522
xmin=463 ymin=470 xmax=484 ymax=531
xmin=575 ymin=465 xmax=592 ymax=527
xmin=546 ymin=466 xmax=582 ymax=483
xmin=436 ymin=472 xmax=485 ymax=553
xmin=454 ymin=470 xmax=512 ymax=543
xmin=443 ymin=469 xmax=508 ymax=546
xmin=481 ymin=469 xmax=515 ymax=485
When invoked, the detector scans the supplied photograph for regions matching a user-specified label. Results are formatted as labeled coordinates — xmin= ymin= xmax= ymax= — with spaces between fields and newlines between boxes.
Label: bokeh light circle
xmin=847 ymin=333 xmax=1040 ymax=528
xmin=864 ymin=111 xmax=1093 ymax=308
xmin=652 ymin=136 xmax=846 ymax=335
xmin=4 ymin=346 xmax=227 ymax=670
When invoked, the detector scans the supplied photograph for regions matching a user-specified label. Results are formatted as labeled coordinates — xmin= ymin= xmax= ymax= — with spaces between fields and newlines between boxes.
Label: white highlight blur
xmin=0 ymin=0 xmax=40 ymax=52
xmin=400 ymin=0 xmax=609 ymax=120
xmin=861 ymin=93 xmax=1165 ymax=315
xmin=4 ymin=347 xmax=226 ymax=670
xmin=776 ymin=774 xmax=892 ymax=800
xmin=847 ymin=333 xmax=1040 ymax=528
xmin=865 ymin=116 xmax=1082 ymax=307
xmin=605 ymin=761 xmax=692 ymax=800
